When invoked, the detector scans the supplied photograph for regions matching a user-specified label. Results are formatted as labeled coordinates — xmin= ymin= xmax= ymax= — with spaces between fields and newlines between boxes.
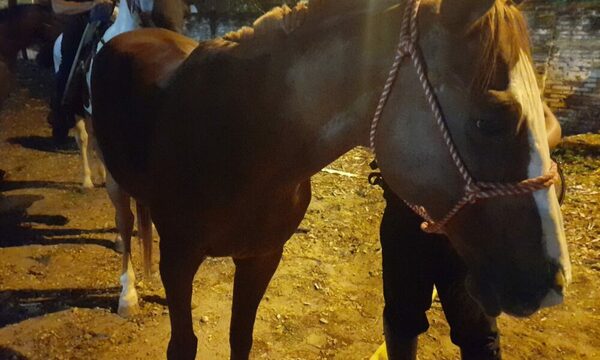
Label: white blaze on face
xmin=509 ymin=50 xmax=572 ymax=290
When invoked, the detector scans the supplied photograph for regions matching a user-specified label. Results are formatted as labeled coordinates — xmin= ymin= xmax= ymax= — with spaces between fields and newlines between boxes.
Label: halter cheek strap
xmin=369 ymin=0 xmax=559 ymax=234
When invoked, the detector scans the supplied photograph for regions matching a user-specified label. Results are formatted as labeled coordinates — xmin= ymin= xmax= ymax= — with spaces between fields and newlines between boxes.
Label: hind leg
xmin=118 ymin=241 xmax=139 ymax=317
xmin=106 ymin=172 xmax=138 ymax=316
xmin=106 ymin=172 xmax=128 ymax=253
xmin=74 ymin=118 xmax=93 ymax=188
xmin=230 ymin=249 xmax=283 ymax=360
xmin=84 ymin=116 xmax=107 ymax=186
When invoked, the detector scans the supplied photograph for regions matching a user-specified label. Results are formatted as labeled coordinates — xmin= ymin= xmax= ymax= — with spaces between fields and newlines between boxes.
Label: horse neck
xmin=261 ymin=4 xmax=404 ymax=179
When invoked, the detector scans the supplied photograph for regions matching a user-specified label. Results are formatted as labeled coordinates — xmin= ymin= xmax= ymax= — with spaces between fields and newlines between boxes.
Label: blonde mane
xmin=222 ymin=0 xmax=388 ymax=43
xmin=223 ymin=0 xmax=530 ymax=92
xmin=223 ymin=2 xmax=310 ymax=43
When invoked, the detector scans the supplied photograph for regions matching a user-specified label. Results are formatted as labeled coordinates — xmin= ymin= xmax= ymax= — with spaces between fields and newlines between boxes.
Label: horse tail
xmin=136 ymin=201 xmax=153 ymax=277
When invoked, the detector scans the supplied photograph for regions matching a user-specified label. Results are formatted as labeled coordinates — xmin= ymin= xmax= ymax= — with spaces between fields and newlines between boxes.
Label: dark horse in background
xmin=0 ymin=2 xmax=63 ymax=106
xmin=92 ymin=0 xmax=571 ymax=359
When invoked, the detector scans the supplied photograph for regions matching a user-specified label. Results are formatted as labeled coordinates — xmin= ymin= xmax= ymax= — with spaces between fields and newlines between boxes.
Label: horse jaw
xmin=510 ymin=49 xmax=572 ymax=292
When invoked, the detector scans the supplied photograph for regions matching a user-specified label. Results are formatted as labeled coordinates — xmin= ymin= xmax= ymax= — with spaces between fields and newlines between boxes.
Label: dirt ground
xmin=0 ymin=61 xmax=598 ymax=360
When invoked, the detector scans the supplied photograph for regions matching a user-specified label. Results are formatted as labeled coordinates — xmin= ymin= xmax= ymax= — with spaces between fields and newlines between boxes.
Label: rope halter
xmin=369 ymin=0 xmax=559 ymax=234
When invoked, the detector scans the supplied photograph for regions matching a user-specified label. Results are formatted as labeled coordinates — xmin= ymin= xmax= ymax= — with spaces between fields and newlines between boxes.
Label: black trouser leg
xmin=380 ymin=188 xmax=500 ymax=359
xmin=50 ymin=14 xmax=87 ymax=144
xmin=434 ymin=241 xmax=501 ymax=360
xmin=380 ymin=193 xmax=438 ymax=359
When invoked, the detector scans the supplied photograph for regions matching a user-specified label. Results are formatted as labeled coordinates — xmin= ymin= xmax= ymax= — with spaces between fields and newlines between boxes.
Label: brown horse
xmin=91 ymin=0 xmax=571 ymax=359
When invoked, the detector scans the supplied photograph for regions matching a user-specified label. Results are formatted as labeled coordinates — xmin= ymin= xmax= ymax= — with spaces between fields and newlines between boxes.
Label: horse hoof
xmin=82 ymin=178 xmax=94 ymax=189
xmin=118 ymin=302 xmax=139 ymax=318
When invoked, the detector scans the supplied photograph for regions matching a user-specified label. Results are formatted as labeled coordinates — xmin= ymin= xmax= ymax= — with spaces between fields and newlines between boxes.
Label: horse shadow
xmin=0 ymin=287 xmax=169 ymax=327
xmin=0 ymin=194 xmax=116 ymax=249
xmin=0 ymin=179 xmax=81 ymax=192
xmin=6 ymin=135 xmax=78 ymax=154
xmin=0 ymin=287 xmax=120 ymax=327
xmin=0 ymin=346 xmax=28 ymax=360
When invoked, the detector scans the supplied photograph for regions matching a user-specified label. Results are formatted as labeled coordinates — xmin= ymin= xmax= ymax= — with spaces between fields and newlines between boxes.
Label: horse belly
xmin=200 ymin=180 xmax=312 ymax=258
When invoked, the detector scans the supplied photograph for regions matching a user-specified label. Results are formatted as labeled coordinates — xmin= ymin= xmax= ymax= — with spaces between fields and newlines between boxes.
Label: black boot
xmin=47 ymin=110 xmax=70 ymax=147
xmin=47 ymin=96 xmax=74 ymax=147
xmin=384 ymin=321 xmax=418 ymax=360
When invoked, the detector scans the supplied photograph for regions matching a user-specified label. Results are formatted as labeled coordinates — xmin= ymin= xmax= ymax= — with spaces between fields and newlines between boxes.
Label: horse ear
xmin=440 ymin=0 xmax=496 ymax=32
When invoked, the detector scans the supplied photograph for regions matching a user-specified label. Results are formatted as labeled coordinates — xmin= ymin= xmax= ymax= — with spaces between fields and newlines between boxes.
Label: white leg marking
xmin=118 ymin=256 xmax=139 ymax=317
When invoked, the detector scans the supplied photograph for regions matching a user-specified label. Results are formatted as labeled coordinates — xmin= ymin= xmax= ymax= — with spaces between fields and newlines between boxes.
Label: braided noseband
xmin=369 ymin=0 xmax=559 ymax=234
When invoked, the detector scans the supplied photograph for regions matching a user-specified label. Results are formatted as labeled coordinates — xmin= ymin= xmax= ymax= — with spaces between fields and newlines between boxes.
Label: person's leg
xmin=380 ymin=190 xmax=438 ymax=359
xmin=434 ymin=242 xmax=501 ymax=360
xmin=50 ymin=14 xmax=87 ymax=143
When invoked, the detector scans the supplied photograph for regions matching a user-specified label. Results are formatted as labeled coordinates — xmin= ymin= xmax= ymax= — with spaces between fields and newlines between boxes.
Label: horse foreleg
xmin=158 ymin=227 xmax=205 ymax=360
xmin=75 ymin=119 xmax=93 ymax=188
xmin=230 ymin=249 xmax=283 ymax=360
xmin=106 ymin=172 xmax=138 ymax=316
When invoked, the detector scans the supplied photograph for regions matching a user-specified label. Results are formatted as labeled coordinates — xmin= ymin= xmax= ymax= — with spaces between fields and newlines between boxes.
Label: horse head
xmin=375 ymin=0 xmax=570 ymax=317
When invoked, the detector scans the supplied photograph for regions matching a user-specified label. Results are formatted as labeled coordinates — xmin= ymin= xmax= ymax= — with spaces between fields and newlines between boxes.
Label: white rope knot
xmin=464 ymin=184 xmax=480 ymax=204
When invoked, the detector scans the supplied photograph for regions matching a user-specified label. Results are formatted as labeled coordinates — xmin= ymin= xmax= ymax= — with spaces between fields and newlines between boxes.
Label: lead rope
xmin=369 ymin=0 xmax=559 ymax=234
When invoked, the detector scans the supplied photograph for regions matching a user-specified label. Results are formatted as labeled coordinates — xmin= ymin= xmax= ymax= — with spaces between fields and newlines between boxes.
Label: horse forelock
xmin=469 ymin=0 xmax=532 ymax=92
